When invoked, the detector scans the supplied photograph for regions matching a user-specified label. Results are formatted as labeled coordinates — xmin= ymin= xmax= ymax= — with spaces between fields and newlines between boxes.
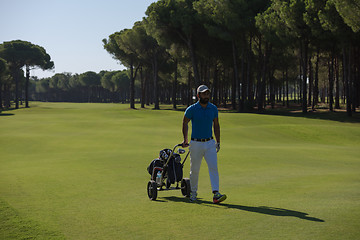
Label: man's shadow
xmin=161 ymin=196 xmax=325 ymax=222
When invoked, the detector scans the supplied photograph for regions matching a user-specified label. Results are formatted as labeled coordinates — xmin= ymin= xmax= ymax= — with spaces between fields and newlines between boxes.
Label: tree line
xmin=102 ymin=0 xmax=359 ymax=115
xmin=28 ymin=70 xmax=177 ymax=104
xmin=1 ymin=0 xmax=359 ymax=116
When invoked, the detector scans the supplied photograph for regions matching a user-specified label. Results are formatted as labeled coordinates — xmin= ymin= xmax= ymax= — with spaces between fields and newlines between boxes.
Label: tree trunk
xmin=258 ymin=41 xmax=270 ymax=111
xmin=247 ymin=36 xmax=254 ymax=110
xmin=308 ymin=57 xmax=313 ymax=108
xmin=12 ymin=68 xmax=20 ymax=109
xmin=335 ymin=56 xmax=340 ymax=109
xmin=146 ymin=69 xmax=150 ymax=106
xmin=269 ymin=69 xmax=275 ymax=109
xmin=153 ymin=54 xmax=159 ymax=110
xmin=343 ymin=46 xmax=352 ymax=116
xmin=140 ymin=67 xmax=145 ymax=108
xmin=239 ymin=41 xmax=245 ymax=112
xmin=313 ymin=48 xmax=320 ymax=110
xmin=25 ymin=66 xmax=30 ymax=108
xmin=187 ymin=70 xmax=192 ymax=106
xmin=231 ymin=39 xmax=238 ymax=110
xmin=3 ymin=84 xmax=9 ymax=108
xmin=129 ymin=61 xmax=140 ymax=109
xmin=301 ymin=39 xmax=308 ymax=113
xmin=173 ymin=59 xmax=178 ymax=109
xmin=286 ymin=66 xmax=289 ymax=108
xmin=213 ymin=66 xmax=219 ymax=106
xmin=130 ymin=62 xmax=135 ymax=109
xmin=355 ymin=46 xmax=360 ymax=110
xmin=350 ymin=45 xmax=356 ymax=113
xmin=328 ymin=53 xmax=335 ymax=112
xmin=0 ymin=82 xmax=3 ymax=109
xmin=256 ymin=35 xmax=263 ymax=110
xmin=223 ymin=70 xmax=228 ymax=108
xmin=298 ymin=57 xmax=302 ymax=105
xmin=242 ymin=38 xmax=248 ymax=111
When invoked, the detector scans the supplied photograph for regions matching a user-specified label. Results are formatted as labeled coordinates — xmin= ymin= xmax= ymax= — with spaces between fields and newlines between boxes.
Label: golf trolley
xmin=147 ymin=143 xmax=191 ymax=201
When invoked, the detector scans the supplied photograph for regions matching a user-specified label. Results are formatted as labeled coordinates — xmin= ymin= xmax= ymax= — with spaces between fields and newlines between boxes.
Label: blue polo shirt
xmin=185 ymin=101 xmax=218 ymax=139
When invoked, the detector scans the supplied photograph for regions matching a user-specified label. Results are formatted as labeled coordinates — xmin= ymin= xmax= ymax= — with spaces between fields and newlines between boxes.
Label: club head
xmin=178 ymin=149 xmax=186 ymax=154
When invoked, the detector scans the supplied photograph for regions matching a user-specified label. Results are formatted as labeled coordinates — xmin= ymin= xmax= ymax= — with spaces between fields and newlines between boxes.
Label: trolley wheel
xmin=166 ymin=178 xmax=171 ymax=189
xmin=181 ymin=178 xmax=191 ymax=197
xmin=147 ymin=180 xmax=158 ymax=200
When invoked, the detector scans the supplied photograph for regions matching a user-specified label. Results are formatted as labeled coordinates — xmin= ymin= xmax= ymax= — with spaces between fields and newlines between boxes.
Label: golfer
xmin=182 ymin=85 xmax=227 ymax=203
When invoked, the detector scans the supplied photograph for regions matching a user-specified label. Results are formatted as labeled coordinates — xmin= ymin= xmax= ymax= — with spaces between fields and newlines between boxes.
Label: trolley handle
xmin=177 ymin=143 xmax=189 ymax=147
xmin=164 ymin=143 xmax=188 ymax=166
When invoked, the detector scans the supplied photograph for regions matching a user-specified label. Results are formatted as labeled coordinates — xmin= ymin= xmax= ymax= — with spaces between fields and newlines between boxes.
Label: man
xmin=182 ymin=85 xmax=227 ymax=204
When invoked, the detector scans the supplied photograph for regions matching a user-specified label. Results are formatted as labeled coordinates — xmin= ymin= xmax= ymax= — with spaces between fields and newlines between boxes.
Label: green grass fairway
xmin=1 ymin=102 xmax=360 ymax=239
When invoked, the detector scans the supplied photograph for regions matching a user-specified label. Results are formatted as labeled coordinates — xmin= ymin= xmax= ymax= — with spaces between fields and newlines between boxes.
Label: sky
xmin=0 ymin=0 xmax=155 ymax=78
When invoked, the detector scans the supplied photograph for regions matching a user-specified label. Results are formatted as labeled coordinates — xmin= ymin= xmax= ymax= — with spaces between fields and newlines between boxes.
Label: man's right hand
xmin=182 ymin=140 xmax=189 ymax=148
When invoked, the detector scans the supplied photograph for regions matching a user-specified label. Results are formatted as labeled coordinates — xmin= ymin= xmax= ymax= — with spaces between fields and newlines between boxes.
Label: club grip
xmin=178 ymin=143 xmax=189 ymax=147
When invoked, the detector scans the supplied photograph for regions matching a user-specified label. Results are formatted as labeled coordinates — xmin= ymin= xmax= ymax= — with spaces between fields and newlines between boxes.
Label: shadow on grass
xmin=0 ymin=113 xmax=14 ymax=117
xmin=161 ymin=196 xmax=325 ymax=222
xmin=0 ymin=106 xmax=21 ymax=116
xmin=254 ymin=109 xmax=360 ymax=123
xmin=151 ymin=103 xmax=359 ymax=123
xmin=220 ymin=106 xmax=360 ymax=123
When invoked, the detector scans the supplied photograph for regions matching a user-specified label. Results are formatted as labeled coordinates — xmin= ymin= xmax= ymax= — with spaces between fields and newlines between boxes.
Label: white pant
xmin=189 ymin=139 xmax=219 ymax=193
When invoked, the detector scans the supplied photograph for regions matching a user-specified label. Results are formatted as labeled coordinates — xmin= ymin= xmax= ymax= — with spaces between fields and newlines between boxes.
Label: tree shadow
xmin=253 ymin=109 xmax=360 ymax=123
xmin=150 ymin=106 xmax=188 ymax=112
xmin=161 ymin=196 xmax=325 ymax=222
xmin=0 ymin=106 xmax=21 ymax=116
xmin=0 ymin=113 xmax=14 ymax=117
xmin=160 ymin=103 xmax=360 ymax=123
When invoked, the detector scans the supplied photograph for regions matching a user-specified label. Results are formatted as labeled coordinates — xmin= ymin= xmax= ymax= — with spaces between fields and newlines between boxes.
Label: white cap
xmin=197 ymin=85 xmax=210 ymax=94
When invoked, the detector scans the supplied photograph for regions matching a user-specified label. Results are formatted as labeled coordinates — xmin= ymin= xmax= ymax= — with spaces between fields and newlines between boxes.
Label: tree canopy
xmin=0 ymin=40 xmax=54 ymax=108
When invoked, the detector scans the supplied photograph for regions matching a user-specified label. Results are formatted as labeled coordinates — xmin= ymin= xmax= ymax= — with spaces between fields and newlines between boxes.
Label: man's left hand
xmin=216 ymin=142 xmax=220 ymax=153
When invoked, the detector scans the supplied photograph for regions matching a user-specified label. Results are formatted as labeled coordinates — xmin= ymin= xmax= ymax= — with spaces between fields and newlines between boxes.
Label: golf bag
xmin=167 ymin=153 xmax=183 ymax=184
xmin=147 ymin=158 xmax=163 ymax=175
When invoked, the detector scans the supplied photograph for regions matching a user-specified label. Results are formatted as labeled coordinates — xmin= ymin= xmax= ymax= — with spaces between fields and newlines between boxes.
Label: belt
xmin=191 ymin=137 xmax=213 ymax=142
